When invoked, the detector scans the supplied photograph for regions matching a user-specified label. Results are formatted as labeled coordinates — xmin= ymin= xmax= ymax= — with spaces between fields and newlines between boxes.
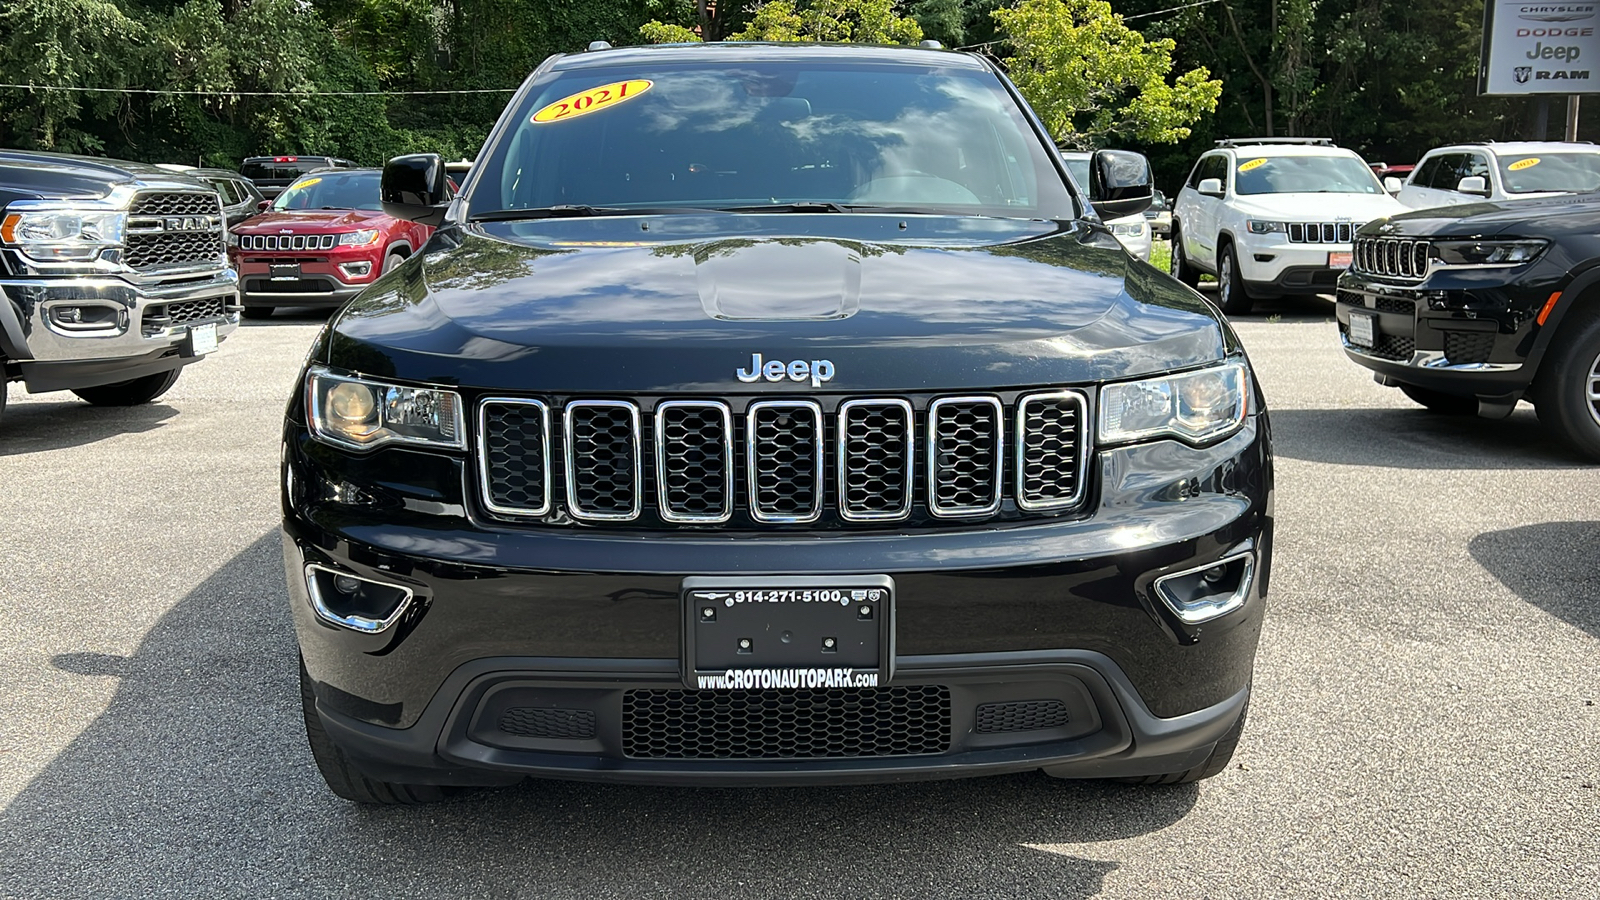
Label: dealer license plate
xmin=682 ymin=575 xmax=894 ymax=690
xmin=1329 ymin=250 xmax=1353 ymax=269
xmin=1349 ymin=311 xmax=1376 ymax=348
xmin=269 ymin=263 xmax=300 ymax=281
xmin=188 ymin=322 xmax=218 ymax=356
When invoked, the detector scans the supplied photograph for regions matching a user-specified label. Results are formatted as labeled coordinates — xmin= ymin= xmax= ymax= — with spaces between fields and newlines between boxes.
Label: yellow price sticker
xmin=532 ymin=80 xmax=653 ymax=124
xmin=1508 ymin=157 xmax=1540 ymax=171
xmin=293 ymin=177 xmax=323 ymax=188
xmin=1238 ymin=158 xmax=1268 ymax=172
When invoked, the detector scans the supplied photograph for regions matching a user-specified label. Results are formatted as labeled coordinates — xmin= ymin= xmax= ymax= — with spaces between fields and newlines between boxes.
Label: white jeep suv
xmin=1395 ymin=141 xmax=1600 ymax=210
xmin=1170 ymin=138 xmax=1404 ymax=314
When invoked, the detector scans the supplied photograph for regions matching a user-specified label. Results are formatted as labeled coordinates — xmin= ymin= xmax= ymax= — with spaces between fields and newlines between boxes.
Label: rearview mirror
xmin=382 ymin=153 xmax=453 ymax=226
xmin=1383 ymin=176 xmax=1404 ymax=194
xmin=1197 ymin=177 xmax=1224 ymax=198
xmin=1456 ymin=175 xmax=1490 ymax=197
xmin=1089 ymin=149 xmax=1153 ymax=219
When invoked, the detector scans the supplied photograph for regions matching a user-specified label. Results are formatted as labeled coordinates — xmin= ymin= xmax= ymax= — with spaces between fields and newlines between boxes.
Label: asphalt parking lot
xmin=0 ymin=299 xmax=1595 ymax=899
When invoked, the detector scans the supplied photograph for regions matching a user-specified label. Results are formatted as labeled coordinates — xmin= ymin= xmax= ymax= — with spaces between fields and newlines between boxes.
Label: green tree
xmin=641 ymin=0 xmax=921 ymax=44
xmin=0 ymin=0 xmax=142 ymax=151
xmin=993 ymin=0 xmax=1221 ymax=147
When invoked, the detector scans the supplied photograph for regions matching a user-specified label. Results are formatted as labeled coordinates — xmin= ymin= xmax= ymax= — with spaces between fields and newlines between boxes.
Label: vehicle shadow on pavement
xmin=240 ymin=307 xmax=336 ymax=326
xmin=0 ymin=532 xmax=1196 ymax=899
xmin=1470 ymin=522 xmax=1600 ymax=639
xmin=1269 ymin=407 xmax=1590 ymax=469
xmin=0 ymin=399 xmax=177 ymax=457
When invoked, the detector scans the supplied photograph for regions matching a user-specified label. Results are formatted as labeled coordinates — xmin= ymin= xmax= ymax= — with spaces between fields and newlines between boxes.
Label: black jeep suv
xmin=283 ymin=43 xmax=1273 ymax=803
xmin=1338 ymin=194 xmax=1600 ymax=459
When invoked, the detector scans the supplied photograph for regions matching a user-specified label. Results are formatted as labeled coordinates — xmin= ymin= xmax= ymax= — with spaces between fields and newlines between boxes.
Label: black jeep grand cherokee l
xmin=1338 ymin=194 xmax=1600 ymax=459
xmin=283 ymin=43 xmax=1273 ymax=803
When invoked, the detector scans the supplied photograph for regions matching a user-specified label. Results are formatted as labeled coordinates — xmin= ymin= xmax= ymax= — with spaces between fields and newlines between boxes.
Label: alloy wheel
xmin=1220 ymin=252 xmax=1233 ymax=306
xmin=1586 ymin=347 xmax=1600 ymax=428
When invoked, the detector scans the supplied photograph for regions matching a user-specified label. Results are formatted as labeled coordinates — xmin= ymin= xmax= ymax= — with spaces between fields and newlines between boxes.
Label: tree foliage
xmin=993 ymin=0 xmax=1220 ymax=147
xmin=642 ymin=0 xmax=922 ymax=44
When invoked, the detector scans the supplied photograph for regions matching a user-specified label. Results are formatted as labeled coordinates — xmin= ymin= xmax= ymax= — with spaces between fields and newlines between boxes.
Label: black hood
xmin=1366 ymin=192 xmax=1600 ymax=239
xmin=322 ymin=214 xmax=1230 ymax=393
xmin=0 ymin=149 xmax=205 ymax=202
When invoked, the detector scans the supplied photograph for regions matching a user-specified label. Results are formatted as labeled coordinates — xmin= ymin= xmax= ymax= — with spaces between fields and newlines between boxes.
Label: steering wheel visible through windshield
xmin=471 ymin=57 xmax=1077 ymax=220
xmin=273 ymin=172 xmax=383 ymax=211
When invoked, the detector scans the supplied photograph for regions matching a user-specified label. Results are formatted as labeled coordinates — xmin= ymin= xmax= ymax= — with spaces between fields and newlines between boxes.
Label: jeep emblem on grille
xmin=736 ymin=353 xmax=835 ymax=388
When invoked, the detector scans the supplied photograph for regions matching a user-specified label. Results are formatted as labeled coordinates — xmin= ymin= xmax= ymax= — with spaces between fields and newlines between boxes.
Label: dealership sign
xmin=1480 ymin=2 xmax=1600 ymax=93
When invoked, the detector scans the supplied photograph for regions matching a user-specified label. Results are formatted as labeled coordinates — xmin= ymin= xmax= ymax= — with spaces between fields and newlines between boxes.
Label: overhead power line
xmin=0 ymin=84 xmax=517 ymax=96
xmin=953 ymin=0 xmax=1224 ymax=50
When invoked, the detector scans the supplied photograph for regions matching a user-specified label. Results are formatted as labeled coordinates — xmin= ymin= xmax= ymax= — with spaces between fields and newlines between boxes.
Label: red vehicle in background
xmin=228 ymin=168 xmax=437 ymax=319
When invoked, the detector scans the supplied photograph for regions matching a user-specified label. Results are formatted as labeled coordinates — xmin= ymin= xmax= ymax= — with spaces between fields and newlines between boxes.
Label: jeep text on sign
xmin=1481 ymin=2 xmax=1600 ymax=94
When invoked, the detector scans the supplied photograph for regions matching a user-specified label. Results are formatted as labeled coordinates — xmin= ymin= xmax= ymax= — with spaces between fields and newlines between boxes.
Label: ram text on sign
xmin=1479 ymin=3 xmax=1600 ymax=94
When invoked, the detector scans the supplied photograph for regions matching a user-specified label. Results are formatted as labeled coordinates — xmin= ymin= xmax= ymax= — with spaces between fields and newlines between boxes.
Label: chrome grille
xmin=130 ymin=192 xmax=219 ymax=217
xmin=164 ymin=298 xmax=227 ymax=326
xmin=1286 ymin=221 xmax=1359 ymax=243
xmin=125 ymin=191 xmax=224 ymax=271
xmin=564 ymin=401 xmax=641 ymax=521
xmin=748 ymin=401 xmax=823 ymax=523
xmin=478 ymin=394 xmax=1090 ymax=527
xmin=656 ymin=401 xmax=733 ymax=523
xmin=1016 ymin=392 xmax=1087 ymax=511
xmin=480 ymin=399 xmax=551 ymax=516
xmin=238 ymin=233 xmax=337 ymax=251
xmin=1355 ymin=236 xmax=1431 ymax=280
xmin=838 ymin=399 xmax=913 ymax=521
xmin=928 ymin=397 xmax=1003 ymax=517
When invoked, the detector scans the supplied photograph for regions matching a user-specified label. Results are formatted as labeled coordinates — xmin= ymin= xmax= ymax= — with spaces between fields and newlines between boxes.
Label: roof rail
xmin=1214 ymin=137 xmax=1335 ymax=148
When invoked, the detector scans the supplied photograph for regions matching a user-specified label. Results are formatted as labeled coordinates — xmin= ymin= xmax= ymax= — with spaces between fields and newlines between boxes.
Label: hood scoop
xmin=696 ymin=239 xmax=862 ymax=320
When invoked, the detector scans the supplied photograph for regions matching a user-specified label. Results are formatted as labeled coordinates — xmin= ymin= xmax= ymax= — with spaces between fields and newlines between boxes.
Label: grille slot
xmin=621 ymin=686 xmax=951 ymax=759
xmin=747 ymin=400 xmax=824 ymax=523
xmin=1016 ymin=391 xmax=1087 ymax=511
xmin=1443 ymin=331 xmax=1495 ymax=365
xmin=498 ymin=708 xmax=596 ymax=739
xmin=838 ymin=399 xmax=914 ymax=521
xmin=656 ymin=401 xmax=734 ymax=523
xmin=1355 ymin=237 xmax=1431 ymax=280
xmin=564 ymin=401 xmax=642 ymax=521
xmin=479 ymin=399 xmax=552 ymax=516
xmin=975 ymin=699 xmax=1071 ymax=733
xmin=928 ymin=397 xmax=1003 ymax=517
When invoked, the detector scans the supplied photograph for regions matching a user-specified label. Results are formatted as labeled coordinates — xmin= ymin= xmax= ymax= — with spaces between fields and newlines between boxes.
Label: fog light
xmin=1152 ymin=550 xmax=1255 ymax=625
xmin=305 ymin=564 xmax=414 ymax=633
xmin=339 ymin=261 xmax=372 ymax=279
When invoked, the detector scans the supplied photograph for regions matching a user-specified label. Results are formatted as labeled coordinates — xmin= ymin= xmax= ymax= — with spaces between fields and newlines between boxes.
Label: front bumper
xmin=2 ymin=270 xmax=239 ymax=391
xmin=1235 ymin=237 xmax=1347 ymax=294
xmin=283 ymin=413 xmax=1272 ymax=785
xmin=1334 ymin=269 xmax=1550 ymax=398
xmin=234 ymin=250 xmax=378 ymax=307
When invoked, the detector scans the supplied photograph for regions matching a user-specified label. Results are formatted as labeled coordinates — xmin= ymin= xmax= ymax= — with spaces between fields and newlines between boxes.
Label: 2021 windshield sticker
xmin=1238 ymin=158 xmax=1268 ymax=172
xmin=532 ymin=80 xmax=652 ymax=124
xmin=1509 ymin=158 xmax=1541 ymax=171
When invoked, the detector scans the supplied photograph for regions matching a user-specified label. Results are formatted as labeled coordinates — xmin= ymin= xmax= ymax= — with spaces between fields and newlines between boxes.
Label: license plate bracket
xmin=682 ymin=575 xmax=894 ymax=690
xmin=186 ymin=322 xmax=218 ymax=356
xmin=269 ymin=263 xmax=300 ymax=281
xmin=1349 ymin=311 xmax=1376 ymax=348
xmin=1328 ymin=250 xmax=1353 ymax=269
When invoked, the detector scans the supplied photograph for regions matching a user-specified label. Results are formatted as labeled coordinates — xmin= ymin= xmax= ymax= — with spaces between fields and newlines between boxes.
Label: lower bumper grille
xmin=1443 ymin=330 xmax=1495 ymax=365
xmin=621 ymin=686 xmax=952 ymax=759
xmin=975 ymin=699 xmax=1071 ymax=733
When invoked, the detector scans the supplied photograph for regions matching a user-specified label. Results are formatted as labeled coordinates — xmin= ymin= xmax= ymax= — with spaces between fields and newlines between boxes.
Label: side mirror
xmin=1383 ymin=176 xmax=1404 ymax=194
xmin=256 ymin=199 xmax=271 ymax=212
xmin=1197 ymin=177 xmax=1225 ymax=198
xmin=1456 ymin=175 xmax=1490 ymax=196
xmin=1088 ymin=149 xmax=1154 ymax=219
xmin=382 ymin=153 xmax=453 ymax=226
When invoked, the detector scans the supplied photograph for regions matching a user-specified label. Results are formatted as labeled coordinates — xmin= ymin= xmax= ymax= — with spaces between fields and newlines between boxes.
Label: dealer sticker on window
xmin=532 ymin=80 xmax=652 ymax=124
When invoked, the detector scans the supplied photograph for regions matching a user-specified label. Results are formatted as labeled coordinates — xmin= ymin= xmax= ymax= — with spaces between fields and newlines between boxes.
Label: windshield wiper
xmin=469 ymin=205 xmax=727 ymax=222
xmin=715 ymin=201 xmax=853 ymax=214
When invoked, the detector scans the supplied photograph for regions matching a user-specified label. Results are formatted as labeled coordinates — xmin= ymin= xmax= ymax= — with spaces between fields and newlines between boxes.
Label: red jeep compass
xmin=229 ymin=168 xmax=436 ymax=319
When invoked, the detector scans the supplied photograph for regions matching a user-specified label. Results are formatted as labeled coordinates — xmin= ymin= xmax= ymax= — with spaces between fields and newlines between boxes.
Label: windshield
xmin=272 ymin=171 xmax=382 ymax=212
xmin=242 ymin=160 xmax=327 ymax=181
xmin=1497 ymin=153 xmax=1600 ymax=193
xmin=1233 ymin=154 xmax=1384 ymax=195
xmin=473 ymin=59 xmax=1076 ymax=218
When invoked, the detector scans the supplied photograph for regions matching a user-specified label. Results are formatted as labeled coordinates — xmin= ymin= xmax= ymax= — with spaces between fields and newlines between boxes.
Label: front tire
xmin=71 ymin=369 xmax=180 ymax=407
xmin=1169 ymin=225 xmax=1200 ymax=288
xmin=1399 ymin=384 xmax=1479 ymax=416
xmin=382 ymin=252 xmax=405 ymax=274
xmin=1534 ymin=306 xmax=1600 ymax=461
xmin=1216 ymin=243 xmax=1254 ymax=316
xmin=300 ymin=658 xmax=464 ymax=804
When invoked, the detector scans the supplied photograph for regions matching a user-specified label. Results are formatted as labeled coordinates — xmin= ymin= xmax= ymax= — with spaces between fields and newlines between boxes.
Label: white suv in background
xmin=1060 ymin=151 xmax=1151 ymax=261
xmin=1170 ymin=138 xmax=1405 ymax=314
xmin=1394 ymin=141 xmax=1600 ymax=209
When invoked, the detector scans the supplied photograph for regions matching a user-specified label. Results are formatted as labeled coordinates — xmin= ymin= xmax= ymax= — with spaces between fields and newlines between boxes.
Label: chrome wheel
xmin=1586 ymin=348 xmax=1600 ymax=428
xmin=1219 ymin=252 xmax=1233 ymax=306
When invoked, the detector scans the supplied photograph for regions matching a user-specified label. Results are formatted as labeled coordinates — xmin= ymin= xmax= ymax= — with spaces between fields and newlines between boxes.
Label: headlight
xmin=1247 ymin=220 xmax=1285 ymax=234
xmin=338 ymin=229 xmax=381 ymax=246
xmin=226 ymin=231 xmax=239 ymax=247
xmin=1099 ymin=361 xmax=1250 ymax=446
xmin=0 ymin=208 xmax=126 ymax=261
xmin=1110 ymin=222 xmax=1147 ymax=236
xmin=307 ymin=368 xmax=465 ymax=451
xmin=1431 ymin=239 xmax=1547 ymax=267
